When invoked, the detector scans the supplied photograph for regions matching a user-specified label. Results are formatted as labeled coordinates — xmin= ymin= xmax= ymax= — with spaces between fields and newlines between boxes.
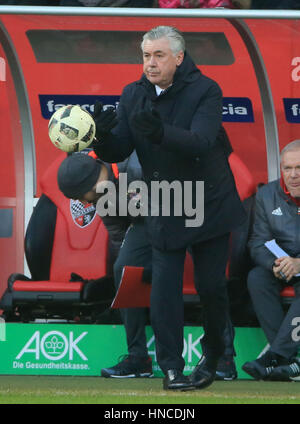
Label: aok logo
xmin=147 ymin=333 xmax=203 ymax=363
xmin=16 ymin=330 xmax=88 ymax=361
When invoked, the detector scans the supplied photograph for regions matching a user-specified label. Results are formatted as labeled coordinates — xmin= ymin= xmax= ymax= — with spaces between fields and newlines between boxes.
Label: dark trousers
xmin=114 ymin=223 xmax=152 ymax=359
xmin=114 ymin=222 xmax=232 ymax=374
xmin=248 ymin=266 xmax=300 ymax=359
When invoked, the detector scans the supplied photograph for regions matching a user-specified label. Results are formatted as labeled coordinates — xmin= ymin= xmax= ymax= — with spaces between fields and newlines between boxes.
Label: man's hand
xmin=132 ymin=107 xmax=164 ymax=144
xmin=273 ymin=257 xmax=300 ymax=282
xmin=93 ymin=101 xmax=118 ymax=141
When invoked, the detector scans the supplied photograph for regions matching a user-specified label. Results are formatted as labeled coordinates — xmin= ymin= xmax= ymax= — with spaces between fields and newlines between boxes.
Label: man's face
xmin=76 ymin=164 xmax=109 ymax=205
xmin=77 ymin=189 xmax=99 ymax=206
xmin=281 ymin=149 xmax=300 ymax=197
xmin=142 ymin=37 xmax=184 ymax=89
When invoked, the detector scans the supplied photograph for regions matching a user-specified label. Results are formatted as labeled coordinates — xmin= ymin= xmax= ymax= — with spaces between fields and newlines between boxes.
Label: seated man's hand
xmin=93 ymin=101 xmax=118 ymax=141
xmin=273 ymin=257 xmax=300 ymax=282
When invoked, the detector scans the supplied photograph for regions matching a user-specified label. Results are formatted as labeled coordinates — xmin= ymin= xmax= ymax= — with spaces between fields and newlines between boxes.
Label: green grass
xmin=0 ymin=376 xmax=300 ymax=404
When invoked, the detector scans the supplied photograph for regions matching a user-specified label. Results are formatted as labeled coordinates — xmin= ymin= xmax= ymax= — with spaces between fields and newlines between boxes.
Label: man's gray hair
xmin=280 ymin=139 xmax=300 ymax=161
xmin=141 ymin=26 xmax=185 ymax=56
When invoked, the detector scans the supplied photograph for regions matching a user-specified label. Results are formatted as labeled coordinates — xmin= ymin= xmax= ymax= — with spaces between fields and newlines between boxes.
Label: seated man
xmin=242 ymin=139 xmax=300 ymax=381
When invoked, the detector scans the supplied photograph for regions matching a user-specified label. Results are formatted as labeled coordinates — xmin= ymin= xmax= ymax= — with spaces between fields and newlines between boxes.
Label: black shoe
xmin=269 ymin=358 xmax=300 ymax=381
xmin=163 ymin=369 xmax=195 ymax=391
xmin=215 ymin=355 xmax=238 ymax=381
xmin=242 ymin=351 xmax=279 ymax=380
xmin=189 ymin=355 xmax=217 ymax=389
xmin=101 ymin=355 xmax=153 ymax=378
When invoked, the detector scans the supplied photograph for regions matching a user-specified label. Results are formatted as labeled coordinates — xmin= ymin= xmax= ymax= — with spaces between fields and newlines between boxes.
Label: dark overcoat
xmin=94 ymin=53 xmax=246 ymax=250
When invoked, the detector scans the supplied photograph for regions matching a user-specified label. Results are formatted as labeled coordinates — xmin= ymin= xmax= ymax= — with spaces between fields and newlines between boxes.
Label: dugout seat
xmin=0 ymin=152 xmax=115 ymax=322
xmin=280 ymin=285 xmax=296 ymax=305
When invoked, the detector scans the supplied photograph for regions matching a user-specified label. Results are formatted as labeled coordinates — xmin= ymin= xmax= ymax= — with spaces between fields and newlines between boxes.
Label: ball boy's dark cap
xmin=57 ymin=153 xmax=101 ymax=199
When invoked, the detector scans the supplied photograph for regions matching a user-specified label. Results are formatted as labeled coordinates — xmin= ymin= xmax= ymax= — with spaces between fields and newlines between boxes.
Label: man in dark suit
xmin=92 ymin=25 xmax=246 ymax=390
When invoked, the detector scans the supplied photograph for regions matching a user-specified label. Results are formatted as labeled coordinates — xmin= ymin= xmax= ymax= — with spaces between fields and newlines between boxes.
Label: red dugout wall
xmin=0 ymin=7 xmax=299 ymax=299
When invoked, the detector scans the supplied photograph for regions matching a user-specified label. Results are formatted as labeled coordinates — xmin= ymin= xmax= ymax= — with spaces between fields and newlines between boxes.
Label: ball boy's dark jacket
xmin=97 ymin=150 xmax=143 ymax=262
xmin=94 ymin=53 xmax=246 ymax=250
xmin=248 ymin=179 xmax=300 ymax=271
